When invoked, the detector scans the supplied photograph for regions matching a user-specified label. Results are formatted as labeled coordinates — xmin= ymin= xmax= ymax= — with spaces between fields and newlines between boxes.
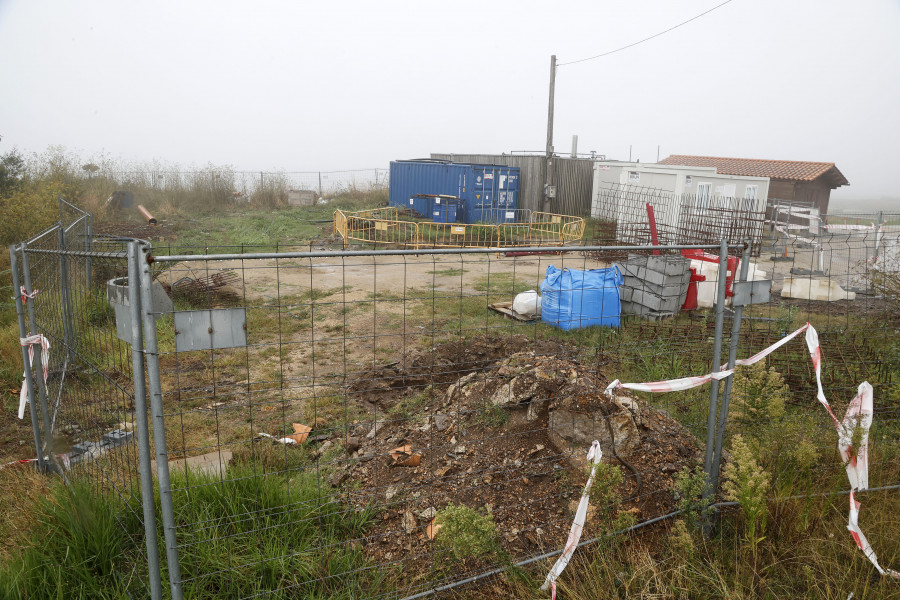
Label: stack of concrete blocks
xmin=619 ymin=254 xmax=691 ymax=320
xmin=60 ymin=428 xmax=135 ymax=469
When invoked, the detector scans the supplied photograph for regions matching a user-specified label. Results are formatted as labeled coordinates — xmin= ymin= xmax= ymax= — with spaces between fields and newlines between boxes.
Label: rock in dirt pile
xmin=327 ymin=336 xmax=704 ymax=577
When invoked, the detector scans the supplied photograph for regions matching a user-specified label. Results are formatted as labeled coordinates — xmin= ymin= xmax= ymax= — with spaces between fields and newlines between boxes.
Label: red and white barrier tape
xmin=541 ymin=441 xmax=602 ymax=598
xmin=839 ymin=383 xmax=872 ymax=491
xmin=18 ymin=335 xmax=50 ymax=420
xmin=12 ymin=286 xmax=39 ymax=304
xmin=0 ymin=458 xmax=37 ymax=471
xmin=602 ymin=322 xmax=897 ymax=580
xmin=774 ymin=224 xmax=820 ymax=249
xmin=848 ymin=491 xmax=900 ymax=578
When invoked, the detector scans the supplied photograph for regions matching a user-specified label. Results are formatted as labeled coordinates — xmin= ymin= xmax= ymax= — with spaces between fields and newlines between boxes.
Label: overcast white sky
xmin=1 ymin=0 xmax=898 ymax=201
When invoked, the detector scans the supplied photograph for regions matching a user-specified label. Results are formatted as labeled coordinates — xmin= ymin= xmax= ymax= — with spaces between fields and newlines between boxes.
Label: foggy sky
xmin=1 ymin=0 xmax=898 ymax=202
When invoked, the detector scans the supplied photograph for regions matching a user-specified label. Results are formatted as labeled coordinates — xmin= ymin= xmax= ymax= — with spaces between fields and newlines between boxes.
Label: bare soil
xmin=335 ymin=335 xmax=703 ymax=584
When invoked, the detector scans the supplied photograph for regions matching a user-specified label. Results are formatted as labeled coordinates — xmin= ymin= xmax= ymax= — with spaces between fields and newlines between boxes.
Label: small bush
xmin=673 ymin=465 xmax=711 ymax=531
xmin=434 ymin=504 xmax=500 ymax=561
xmin=722 ymin=435 xmax=770 ymax=554
xmin=668 ymin=519 xmax=696 ymax=559
xmin=730 ymin=362 xmax=789 ymax=425
xmin=586 ymin=461 xmax=635 ymax=535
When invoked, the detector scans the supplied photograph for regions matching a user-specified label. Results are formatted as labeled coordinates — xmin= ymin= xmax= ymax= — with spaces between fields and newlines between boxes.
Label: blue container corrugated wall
xmin=540 ymin=265 xmax=623 ymax=330
xmin=389 ymin=162 xmax=469 ymax=218
xmin=388 ymin=161 xmax=519 ymax=224
xmin=431 ymin=197 xmax=463 ymax=223
xmin=466 ymin=165 xmax=519 ymax=223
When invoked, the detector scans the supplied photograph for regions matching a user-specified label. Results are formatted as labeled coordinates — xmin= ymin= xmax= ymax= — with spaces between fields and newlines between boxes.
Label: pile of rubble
xmin=332 ymin=336 xmax=702 ymax=575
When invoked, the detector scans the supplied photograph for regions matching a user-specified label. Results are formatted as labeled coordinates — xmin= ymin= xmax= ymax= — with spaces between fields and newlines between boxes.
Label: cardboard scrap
xmin=426 ymin=518 xmax=442 ymax=540
xmin=257 ymin=423 xmax=312 ymax=445
xmin=286 ymin=423 xmax=312 ymax=444
xmin=389 ymin=444 xmax=421 ymax=467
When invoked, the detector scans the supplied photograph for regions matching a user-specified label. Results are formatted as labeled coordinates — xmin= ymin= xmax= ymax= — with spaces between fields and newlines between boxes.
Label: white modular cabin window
xmin=696 ymin=183 xmax=712 ymax=212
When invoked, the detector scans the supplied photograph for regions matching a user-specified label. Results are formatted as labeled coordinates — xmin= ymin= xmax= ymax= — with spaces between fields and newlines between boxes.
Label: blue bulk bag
xmin=540 ymin=265 xmax=623 ymax=330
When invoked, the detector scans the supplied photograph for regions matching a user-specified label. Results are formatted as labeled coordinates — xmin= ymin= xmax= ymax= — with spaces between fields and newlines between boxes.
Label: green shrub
xmin=673 ymin=465 xmax=711 ymax=531
xmin=722 ymin=435 xmax=770 ymax=554
xmin=730 ymin=362 xmax=789 ymax=424
xmin=434 ymin=504 xmax=501 ymax=561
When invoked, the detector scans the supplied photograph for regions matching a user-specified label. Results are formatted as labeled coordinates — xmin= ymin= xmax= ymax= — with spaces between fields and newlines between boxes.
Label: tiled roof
xmin=659 ymin=155 xmax=849 ymax=187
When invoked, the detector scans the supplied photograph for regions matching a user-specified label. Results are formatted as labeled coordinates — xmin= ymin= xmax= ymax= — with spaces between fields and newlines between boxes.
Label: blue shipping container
xmin=430 ymin=196 xmax=463 ymax=223
xmin=389 ymin=160 xmax=519 ymax=224
xmin=540 ymin=265 xmax=623 ymax=330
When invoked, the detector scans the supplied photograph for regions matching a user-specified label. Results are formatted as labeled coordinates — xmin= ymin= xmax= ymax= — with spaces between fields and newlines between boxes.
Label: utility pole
xmin=543 ymin=55 xmax=557 ymax=213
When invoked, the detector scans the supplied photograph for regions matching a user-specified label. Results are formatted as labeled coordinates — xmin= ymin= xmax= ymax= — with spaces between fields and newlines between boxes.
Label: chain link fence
xmin=10 ymin=203 xmax=900 ymax=598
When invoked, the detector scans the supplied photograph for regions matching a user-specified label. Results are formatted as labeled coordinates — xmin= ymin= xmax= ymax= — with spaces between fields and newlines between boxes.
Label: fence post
xmin=318 ymin=171 xmax=323 ymax=198
xmin=138 ymin=242 xmax=184 ymax=600
xmin=710 ymin=241 xmax=752 ymax=493
xmin=9 ymin=245 xmax=47 ymax=472
xmin=127 ymin=241 xmax=164 ymax=600
xmin=57 ymin=226 xmax=75 ymax=359
xmin=702 ymin=239 xmax=730 ymax=525
xmin=85 ymin=213 xmax=93 ymax=289
xmin=19 ymin=246 xmax=56 ymax=454
xmin=874 ymin=210 xmax=884 ymax=262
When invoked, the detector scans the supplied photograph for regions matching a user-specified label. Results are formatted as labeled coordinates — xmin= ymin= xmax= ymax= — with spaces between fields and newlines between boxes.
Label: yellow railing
xmin=529 ymin=211 xmax=586 ymax=244
xmin=333 ymin=208 xmax=584 ymax=249
xmin=416 ymin=221 xmax=501 ymax=248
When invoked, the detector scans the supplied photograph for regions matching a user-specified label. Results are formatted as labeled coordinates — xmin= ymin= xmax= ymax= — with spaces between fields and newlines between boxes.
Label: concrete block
xmin=102 ymin=429 xmax=134 ymax=448
xmin=622 ymin=275 xmax=689 ymax=299
xmin=646 ymin=255 xmax=691 ymax=277
xmin=625 ymin=287 xmax=683 ymax=312
xmin=781 ymin=278 xmax=856 ymax=302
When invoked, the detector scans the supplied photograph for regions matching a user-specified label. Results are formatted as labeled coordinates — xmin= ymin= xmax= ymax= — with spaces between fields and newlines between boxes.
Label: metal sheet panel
xmin=174 ymin=308 xmax=248 ymax=352
xmin=431 ymin=153 xmax=593 ymax=215
xmin=731 ymin=280 xmax=772 ymax=307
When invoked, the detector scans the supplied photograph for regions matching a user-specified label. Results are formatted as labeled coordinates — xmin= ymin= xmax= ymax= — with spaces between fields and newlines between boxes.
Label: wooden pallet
xmin=488 ymin=301 xmax=539 ymax=322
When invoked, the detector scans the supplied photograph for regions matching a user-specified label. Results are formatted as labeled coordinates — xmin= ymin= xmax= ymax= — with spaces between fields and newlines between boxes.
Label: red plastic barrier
xmin=681 ymin=267 xmax=706 ymax=310
xmin=681 ymin=250 xmax=738 ymax=297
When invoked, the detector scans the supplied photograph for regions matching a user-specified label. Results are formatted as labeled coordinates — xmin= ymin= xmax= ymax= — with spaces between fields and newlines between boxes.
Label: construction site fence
xmin=333 ymin=208 xmax=586 ymax=249
xmin=10 ymin=203 xmax=900 ymax=599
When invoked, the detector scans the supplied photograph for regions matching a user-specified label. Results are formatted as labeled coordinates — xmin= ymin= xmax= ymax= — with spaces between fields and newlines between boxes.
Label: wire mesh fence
xmin=11 ymin=203 xmax=158 ymax=597
xmin=10 ymin=202 xmax=900 ymax=598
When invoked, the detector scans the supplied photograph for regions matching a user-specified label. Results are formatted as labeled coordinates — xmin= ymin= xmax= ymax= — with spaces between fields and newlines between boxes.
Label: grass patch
xmin=428 ymin=268 xmax=467 ymax=277
xmin=173 ymin=464 xmax=386 ymax=598
xmin=0 ymin=479 xmax=145 ymax=599
xmin=0 ymin=460 xmax=388 ymax=599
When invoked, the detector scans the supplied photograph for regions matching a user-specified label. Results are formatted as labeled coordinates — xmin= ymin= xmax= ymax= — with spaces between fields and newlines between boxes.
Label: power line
xmin=558 ymin=0 xmax=736 ymax=66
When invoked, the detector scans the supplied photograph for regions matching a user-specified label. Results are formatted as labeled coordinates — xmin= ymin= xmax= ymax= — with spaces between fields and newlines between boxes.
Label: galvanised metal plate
xmin=174 ymin=308 xmax=247 ymax=352
xmin=732 ymin=280 xmax=772 ymax=307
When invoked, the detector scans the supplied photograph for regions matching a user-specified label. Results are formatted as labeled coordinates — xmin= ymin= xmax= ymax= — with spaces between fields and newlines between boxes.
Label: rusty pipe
xmin=137 ymin=205 xmax=157 ymax=225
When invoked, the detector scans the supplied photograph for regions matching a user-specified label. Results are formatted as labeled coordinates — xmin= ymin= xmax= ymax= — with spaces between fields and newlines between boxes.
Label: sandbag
xmin=540 ymin=265 xmax=622 ymax=330
xmin=512 ymin=290 xmax=541 ymax=318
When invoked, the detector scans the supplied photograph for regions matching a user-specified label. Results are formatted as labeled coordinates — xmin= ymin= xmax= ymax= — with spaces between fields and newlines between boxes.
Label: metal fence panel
xmin=13 ymin=203 xmax=900 ymax=597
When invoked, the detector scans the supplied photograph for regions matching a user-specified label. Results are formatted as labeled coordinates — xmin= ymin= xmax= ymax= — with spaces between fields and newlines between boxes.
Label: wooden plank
xmin=488 ymin=301 xmax=539 ymax=322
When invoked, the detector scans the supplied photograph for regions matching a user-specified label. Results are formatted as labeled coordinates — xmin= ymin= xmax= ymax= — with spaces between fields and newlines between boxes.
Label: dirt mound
xmin=337 ymin=340 xmax=703 ymax=580
xmin=346 ymin=334 xmax=572 ymax=408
